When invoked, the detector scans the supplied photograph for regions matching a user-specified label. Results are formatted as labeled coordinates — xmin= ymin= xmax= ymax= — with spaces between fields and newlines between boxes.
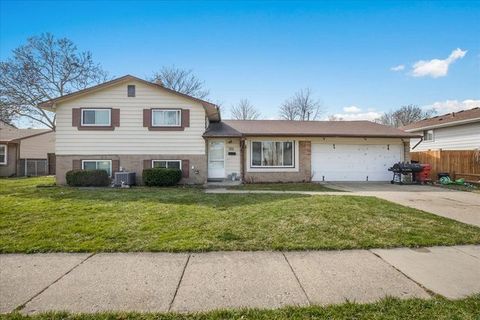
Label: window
xmin=152 ymin=160 xmax=182 ymax=169
xmin=251 ymin=141 xmax=294 ymax=167
xmin=423 ymin=129 xmax=434 ymax=141
xmin=152 ymin=109 xmax=181 ymax=127
xmin=127 ymin=85 xmax=136 ymax=97
xmin=81 ymin=109 xmax=111 ymax=126
xmin=82 ymin=160 xmax=112 ymax=176
xmin=0 ymin=145 xmax=6 ymax=165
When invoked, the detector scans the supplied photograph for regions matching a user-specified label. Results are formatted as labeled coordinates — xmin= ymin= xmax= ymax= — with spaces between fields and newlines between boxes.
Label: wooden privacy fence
xmin=410 ymin=150 xmax=480 ymax=181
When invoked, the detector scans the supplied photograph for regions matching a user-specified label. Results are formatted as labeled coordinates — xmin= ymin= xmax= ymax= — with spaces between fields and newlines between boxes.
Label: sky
xmin=1 ymin=0 xmax=479 ymax=124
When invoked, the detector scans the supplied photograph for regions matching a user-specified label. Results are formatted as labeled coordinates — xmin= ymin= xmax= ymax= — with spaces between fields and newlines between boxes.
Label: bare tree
xmin=151 ymin=66 xmax=209 ymax=99
xmin=377 ymin=105 xmax=436 ymax=127
xmin=230 ymin=99 xmax=261 ymax=120
xmin=0 ymin=33 xmax=108 ymax=129
xmin=279 ymin=88 xmax=323 ymax=121
xmin=327 ymin=114 xmax=344 ymax=121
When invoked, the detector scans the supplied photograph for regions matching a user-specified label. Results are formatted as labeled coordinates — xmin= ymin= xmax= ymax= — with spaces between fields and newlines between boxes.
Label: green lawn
xmin=0 ymin=177 xmax=479 ymax=253
xmin=3 ymin=296 xmax=480 ymax=320
xmin=228 ymin=182 xmax=341 ymax=192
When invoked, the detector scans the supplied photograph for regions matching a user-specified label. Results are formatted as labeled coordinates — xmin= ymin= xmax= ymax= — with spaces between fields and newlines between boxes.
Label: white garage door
xmin=311 ymin=144 xmax=402 ymax=181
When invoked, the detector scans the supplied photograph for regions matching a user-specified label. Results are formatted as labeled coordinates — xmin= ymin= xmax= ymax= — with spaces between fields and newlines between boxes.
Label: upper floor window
xmin=0 ymin=144 xmax=7 ymax=165
xmin=251 ymin=141 xmax=294 ymax=168
xmin=423 ymin=129 xmax=434 ymax=141
xmin=152 ymin=109 xmax=181 ymax=127
xmin=81 ymin=109 xmax=111 ymax=126
xmin=127 ymin=85 xmax=136 ymax=97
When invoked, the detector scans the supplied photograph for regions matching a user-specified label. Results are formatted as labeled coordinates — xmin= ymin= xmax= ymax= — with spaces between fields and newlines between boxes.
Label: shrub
xmin=66 ymin=169 xmax=111 ymax=187
xmin=142 ymin=168 xmax=182 ymax=187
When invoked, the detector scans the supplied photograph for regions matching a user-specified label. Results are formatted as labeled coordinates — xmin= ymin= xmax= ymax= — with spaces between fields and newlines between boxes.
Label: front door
xmin=208 ymin=141 xmax=225 ymax=179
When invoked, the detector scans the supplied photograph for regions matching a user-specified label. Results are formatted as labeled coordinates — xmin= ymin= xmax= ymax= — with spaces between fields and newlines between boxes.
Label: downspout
xmin=240 ymin=137 xmax=246 ymax=183
xmin=412 ymin=137 xmax=423 ymax=150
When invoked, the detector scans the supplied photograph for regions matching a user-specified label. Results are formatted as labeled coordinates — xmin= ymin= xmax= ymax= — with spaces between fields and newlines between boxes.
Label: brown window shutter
xmin=72 ymin=159 xmax=81 ymax=170
xmin=143 ymin=159 xmax=152 ymax=169
xmin=182 ymin=160 xmax=190 ymax=178
xmin=143 ymin=109 xmax=151 ymax=127
xmin=72 ymin=108 xmax=81 ymax=127
xmin=112 ymin=109 xmax=120 ymax=127
xmin=182 ymin=109 xmax=190 ymax=128
xmin=112 ymin=160 xmax=120 ymax=174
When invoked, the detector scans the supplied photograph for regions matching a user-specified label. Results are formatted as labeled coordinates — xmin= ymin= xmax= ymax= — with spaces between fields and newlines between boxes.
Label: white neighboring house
xmin=402 ymin=107 xmax=480 ymax=151
xmin=0 ymin=121 xmax=55 ymax=177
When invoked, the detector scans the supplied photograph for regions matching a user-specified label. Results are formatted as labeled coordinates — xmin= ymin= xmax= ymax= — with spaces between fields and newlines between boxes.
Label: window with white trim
xmin=0 ymin=144 xmax=7 ymax=165
xmin=152 ymin=109 xmax=181 ymax=127
xmin=251 ymin=141 xmax=294 ymax=167
xmin=81 ymin=109 xmax=111 ymax=126
xmin=152 ymin=160 xmax=182 ymax=170
xmin=82 ymin=160 xmax=112 ymax=176
xmin=423 ymin=129 xmax=434 ymax=141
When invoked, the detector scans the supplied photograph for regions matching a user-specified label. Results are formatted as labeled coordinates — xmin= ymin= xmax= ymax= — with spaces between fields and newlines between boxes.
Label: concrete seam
xmin=15 ymin=253 xmax=96 ymax=312
xmin=168 ymin=253 xmax=191 ymax=312
xmin=368 ymin=250 xmax=437 ymax=297
xmin=452 ymin=247 xmax=480 ymax=261
xmin=282 ymin=252 xmax=311 ymax=305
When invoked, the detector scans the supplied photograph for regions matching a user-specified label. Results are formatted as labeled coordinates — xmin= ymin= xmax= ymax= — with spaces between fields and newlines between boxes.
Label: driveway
xmin=327 ymin=182 xmax=480 ymax=227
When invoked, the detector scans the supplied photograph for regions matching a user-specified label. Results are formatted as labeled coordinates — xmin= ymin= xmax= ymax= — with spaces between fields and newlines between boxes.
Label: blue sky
xmin=1 ymin=0 xmax=479 ymax=121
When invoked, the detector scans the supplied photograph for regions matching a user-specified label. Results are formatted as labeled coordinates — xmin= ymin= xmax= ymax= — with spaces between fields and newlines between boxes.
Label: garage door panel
xmin=311 ymin=144 xmax=402 ymax=181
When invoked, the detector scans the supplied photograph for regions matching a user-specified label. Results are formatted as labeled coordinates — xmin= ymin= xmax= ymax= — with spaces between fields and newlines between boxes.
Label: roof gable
xmin=38 ymin=75 xmax=221 ymax=122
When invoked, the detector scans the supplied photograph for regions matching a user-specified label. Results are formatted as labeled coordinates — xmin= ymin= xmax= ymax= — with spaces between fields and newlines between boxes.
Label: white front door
xmin=311 ymin=144 xmax=402 ymax=181
xmin=208 ymin=141 xmax=225 ymax=179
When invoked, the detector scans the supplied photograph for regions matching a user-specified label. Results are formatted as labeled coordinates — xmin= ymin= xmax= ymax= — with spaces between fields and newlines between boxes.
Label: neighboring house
xmin=39 ymin=75 xmax=419 ymax=185
xmin=0 ymin=121 xmax=55 ymax=177
xmin=402 ymin=107 xmax=480 ymax=151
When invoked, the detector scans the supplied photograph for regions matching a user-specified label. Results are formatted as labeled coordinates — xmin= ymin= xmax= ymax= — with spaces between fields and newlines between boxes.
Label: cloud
xmin=328 ymin=106 xmax=381 ymax=121
xmin=390 ymin=65 xmax=405 ymax=72
xmin=425 ymin=99 xmax=479 ymax=114
xmin=343 ymin=106 xmax=362 ymax=113
xmin=411 ymin=48 xmax=467 ymax=78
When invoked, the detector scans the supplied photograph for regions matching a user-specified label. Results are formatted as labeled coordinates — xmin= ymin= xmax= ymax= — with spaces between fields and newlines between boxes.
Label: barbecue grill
xmin=388 ymin=162 xmax=423 ymax=184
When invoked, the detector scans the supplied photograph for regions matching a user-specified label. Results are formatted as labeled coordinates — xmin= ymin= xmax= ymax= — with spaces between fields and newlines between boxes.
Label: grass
xmin=2 ymin=295 xmax=480 ymax=320
xmin=1 ymin=177 xmax=479 ymax=253
xmin=227 ymin=182 xmax=341 ymax=192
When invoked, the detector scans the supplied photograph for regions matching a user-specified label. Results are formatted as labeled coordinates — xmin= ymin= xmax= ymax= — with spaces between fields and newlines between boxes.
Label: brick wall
xmin=56 ymin=154 xmax=207 ymax=185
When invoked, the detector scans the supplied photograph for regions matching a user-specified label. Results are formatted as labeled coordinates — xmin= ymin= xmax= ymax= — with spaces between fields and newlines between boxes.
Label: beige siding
xmin=410 ymin=122 xmax=480 ymax=151
xmin=225 ymin=138 xmax=241 ymax=177
xmin=20 ymin=132 xmax=55 ymax=158
xmin=55 ymin=80 xmax=207 ymax=155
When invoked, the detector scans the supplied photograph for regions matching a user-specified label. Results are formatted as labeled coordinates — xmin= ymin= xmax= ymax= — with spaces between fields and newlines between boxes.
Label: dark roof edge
xmin=203 ymin=133 xmax=421 ymax=139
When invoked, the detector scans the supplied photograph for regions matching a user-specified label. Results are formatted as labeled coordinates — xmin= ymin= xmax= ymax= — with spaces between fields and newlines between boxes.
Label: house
xmin=401 ymin=107 xmax=480 ymax=182
xmin=402 ymin=107 xmax=480 ymax=151
xmin=0 ymin=121 xmax=55 ymax=177
xmin=39 ymin=75 xmax=419 ymax=185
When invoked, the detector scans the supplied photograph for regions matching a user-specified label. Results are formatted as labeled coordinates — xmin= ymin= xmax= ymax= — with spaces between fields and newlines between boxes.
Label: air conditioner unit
xmin=114 ymin=172 xmax=136 ymax=187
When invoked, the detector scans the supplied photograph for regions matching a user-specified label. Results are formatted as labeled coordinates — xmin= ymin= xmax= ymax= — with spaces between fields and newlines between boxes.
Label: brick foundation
xmin=56 ymin=154 xmax=207 ymax=185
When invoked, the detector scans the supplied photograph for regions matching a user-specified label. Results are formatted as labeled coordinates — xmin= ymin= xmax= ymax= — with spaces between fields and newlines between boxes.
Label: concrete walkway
xmin=1 ymin=246 xmax=479 ymax=314
xmin=206 ymin=183 xmax=480 ymax=227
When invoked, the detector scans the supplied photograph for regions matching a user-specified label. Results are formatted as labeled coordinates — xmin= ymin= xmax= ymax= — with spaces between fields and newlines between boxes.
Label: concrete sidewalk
xmin=1 ymin=246 xmax=479 ymax=314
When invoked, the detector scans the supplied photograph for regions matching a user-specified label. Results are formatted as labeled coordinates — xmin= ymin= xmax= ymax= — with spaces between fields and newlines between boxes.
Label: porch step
xmin=205 ymin=180 xmax=242 ymax=188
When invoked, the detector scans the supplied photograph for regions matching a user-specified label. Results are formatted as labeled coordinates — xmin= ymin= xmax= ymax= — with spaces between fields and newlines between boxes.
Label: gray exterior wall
xmin=0 ymin=143 xmax=18 ymax=177
xmin=56 ymin=154 xmax=207 ymax=185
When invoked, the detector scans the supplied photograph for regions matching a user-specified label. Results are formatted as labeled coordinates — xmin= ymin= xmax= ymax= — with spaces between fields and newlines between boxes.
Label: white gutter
xmin=404 ymin=117 xmax=480 ymax=132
